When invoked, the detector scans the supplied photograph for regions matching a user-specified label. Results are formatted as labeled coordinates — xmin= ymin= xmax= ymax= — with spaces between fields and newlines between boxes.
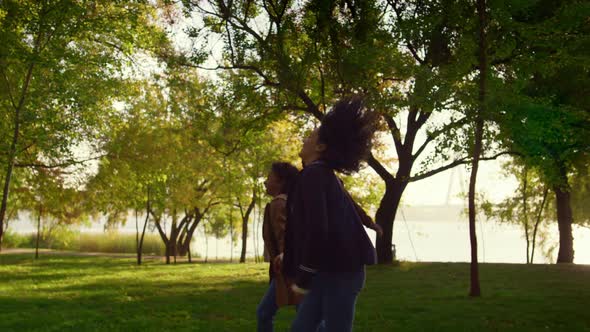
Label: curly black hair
xmin=318 ymin=97 xmax=377 ymax=174
xmin=271 ymin=162 xmax=299 ymax=194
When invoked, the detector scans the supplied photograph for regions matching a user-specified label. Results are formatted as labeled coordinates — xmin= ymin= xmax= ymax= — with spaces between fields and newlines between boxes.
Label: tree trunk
xmin=176 ymin=210 xmax=203 ymax=257
xmin=0 ymin=40 xmax=38 ymax=252
xmin=375 ymin=179 xmax=408 ymax=264
xmin=0 ymin=159 xmax=16 ymax=253
xmin=252 ymin=209 xmax=258 ymax=263
xmin=230 ymin=217 xmax=234 ymax=263
xmin=253 ymin=189 xmax=261 ymax=263
xmin=467 ymin=123 xmax=482 ymax=297
xmin=187 ymin=242 xmax=192 ymax=263
xmin=525 ymin=228 xmax=531 ymax=264
xmin=137 ymin=209 xmax=149 ymax=265
xmin=135 ymin=210 xmax=139 ymax=262
xmin=240 ymin=190 xmax=256 ymax=263
xmin=467 ymin=0 xmax=487 ymax=298
xmin=522 ymin=167 xmax=530 ymax=264
xmin=35 ymin=207 xmax=42 ymax=259
xmin=240 ymin=218 xmax=248 ymax=263
xmin=204 ymin=224 xmax=209 ymax=263
xmin=531 ymin=187 xmax=549 ymax=264
xmin=554 ymin=184 xmax=574 ymax=263
xmin=0 ymin=123 xmax=18 ymax=253
xmin=165 ymin=244 xmax=171 ymax=264
xmin=185 ymin=218 xmax=192 ymax=263
xmin=172 ymin=211 xmax=178 ymax=264
xmin=152 ymin=213 xmax=171 ymax=265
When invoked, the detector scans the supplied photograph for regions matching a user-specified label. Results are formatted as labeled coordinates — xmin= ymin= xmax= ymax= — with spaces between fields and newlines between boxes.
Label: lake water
xmin=9 ymin=206 xmax=590 ymax=264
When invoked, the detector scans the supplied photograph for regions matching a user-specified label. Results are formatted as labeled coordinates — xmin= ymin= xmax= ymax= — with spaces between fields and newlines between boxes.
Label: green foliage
xmin=489 ymin=0 xmax=590 ymax=188
xmin=0 ymin=0 xmax=170 ymax=165
xmin=341 ymin=168 xmax=385 ymax=214
xmin=207 ymin=210 xmax=233 ymax=240
xmin=44 ymin=225 xmax=79 ymax=250
xmin=2 ymin=226 xmax=78 ymax=251
xmin=2 ymin=231 xmax=166 ymax=255
xmin=77 ymin=233 xmax=166 ymax=255
xmin=2 ymin=230 xmax=28 ymax=248
xmin=192 ymin=71 xmax=302 ymax=245
xmin=86 ymin=70 xmax=221 ymax=228
xmin=185 ymin=0 xmax=491 ymax=192
xmin=19 ymin=167 xmax=90 ymax=226
xmin=480 ymin=161 xmax=554 ymax=262
xmin=0 ymin=0 xmax=172 ymax=247
xmin=1 ymin=0 xmax=588 ymax=267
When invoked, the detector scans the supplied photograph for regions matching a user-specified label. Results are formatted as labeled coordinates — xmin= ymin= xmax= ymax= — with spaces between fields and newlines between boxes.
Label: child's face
xmin=264 ymin=171 xmax=283 ymax=197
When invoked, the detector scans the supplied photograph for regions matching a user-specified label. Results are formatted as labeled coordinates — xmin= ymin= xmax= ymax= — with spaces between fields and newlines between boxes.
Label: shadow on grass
xmin=0 ymin=272 xmax=273 ymax=332
xmin=1 ymin=254 xmax=590 ymax=331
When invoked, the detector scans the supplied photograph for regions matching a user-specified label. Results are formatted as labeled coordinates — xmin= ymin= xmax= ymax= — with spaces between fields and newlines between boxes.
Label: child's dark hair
xmin=271 ymin=162 xmax=299 ymax=194
xmin=318 ymin=96 xmax=377 ymax=174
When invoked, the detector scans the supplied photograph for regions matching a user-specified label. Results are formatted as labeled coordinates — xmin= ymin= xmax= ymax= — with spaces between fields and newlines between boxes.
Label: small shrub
xmin=2 ymin=231 xmax=167 ymax=255
xmin=77 ymin=233 xmax=166 ymax=255
xmin=2 ymin=231 xmax=31 ymax=248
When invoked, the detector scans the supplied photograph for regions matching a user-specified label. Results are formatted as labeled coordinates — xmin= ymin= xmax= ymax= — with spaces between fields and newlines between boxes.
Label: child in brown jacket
xmin=257 ymin=162 xmax=299 ymax=332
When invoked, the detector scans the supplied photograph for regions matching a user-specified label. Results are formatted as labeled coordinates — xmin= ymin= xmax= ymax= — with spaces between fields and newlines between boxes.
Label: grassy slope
xmin=0 ymin=254 xmax=589 ymax=331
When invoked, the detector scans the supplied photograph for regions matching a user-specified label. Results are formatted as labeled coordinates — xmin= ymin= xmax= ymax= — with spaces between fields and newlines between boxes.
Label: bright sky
xmin=403 ymin=157 xmax=518 ymax=206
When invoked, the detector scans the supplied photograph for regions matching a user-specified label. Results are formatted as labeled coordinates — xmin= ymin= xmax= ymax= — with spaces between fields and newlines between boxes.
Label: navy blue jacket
xmin=282 ymin=161 xmax=377 ymax=289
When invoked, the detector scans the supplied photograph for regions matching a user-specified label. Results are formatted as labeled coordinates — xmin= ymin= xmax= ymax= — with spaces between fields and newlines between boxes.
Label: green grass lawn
xmin=0 ymin=254 xmax=589 ymax=331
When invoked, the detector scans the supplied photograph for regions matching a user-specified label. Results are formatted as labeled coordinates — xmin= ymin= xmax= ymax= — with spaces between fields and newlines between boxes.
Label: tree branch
xmin=296 ymin=90 xmax=323 ymax=120
xmin=0 ymin=68 xmax=17 ymax=110
xmin=150 ymin=210 xmax=169 ymax=243
xmin=14 ymin=154 xmax=106 ymax=169
xmin=367 ymin=153 xmax=394 ymax=182
xmin=409 ymin=151 xmax=515 ymax=182
xmin=190 ymin=63 xmax=280 ymax=88
xmin=177 ymin=213 xmax=192 ymax=235
xmin=382 ymin=114 xmax=403 ymax=153
xmin=203 ymin=199 xmax=221 ymax=216
xmin=415 ymin=110 xmax=431 ymax=128
xmin=389 ymin=0 xmax=425 ymax=65
xmin=201 ymin=1 xmax=267 ymax=47
xmin=413 ymin=117 xmax=470 ymax=160
xmin=282 ymin=104 xmax=308 ymax=112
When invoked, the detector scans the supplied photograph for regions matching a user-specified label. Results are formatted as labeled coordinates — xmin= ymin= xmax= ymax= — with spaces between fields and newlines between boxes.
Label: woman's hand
xmin=291 ymin=284 xmax=308 ymax=295
xmin=372 ymin=223 xmax=384 ymax=237
xmin=273 ymin=253 xmax=283 ymax=274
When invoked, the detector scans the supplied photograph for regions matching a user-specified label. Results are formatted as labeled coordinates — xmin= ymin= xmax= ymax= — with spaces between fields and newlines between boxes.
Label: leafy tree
xmin=489 ymin=0 xmax=590 ymax=263
xmin=463 ymin=0 xmax=488 ymax=297
xmin=200 ymin=72 xmax=301 ymax=263
xmin=16 ymin=167 xmax=88 ymax=258
xmin=229 ymin=119 xmax=302 ymax=263
xmin=87 ymin=70 xmax=221 ymax=264
xmin=182 ymin=0 xmax=510 ymax=264
xmin=0 ymin=0 xmax=169 ymax=249
xmin=481 ymin=162 xmax=552 ymax=264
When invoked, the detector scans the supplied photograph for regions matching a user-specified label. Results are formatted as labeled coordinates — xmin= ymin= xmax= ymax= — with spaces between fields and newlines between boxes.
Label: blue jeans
xmin=257 ymin=279 xmax=279 ymax=332
xmin=291 ymin=267 xmax=365 ymax=332
xmin=257 ymin=279 xmax=301 ymax=331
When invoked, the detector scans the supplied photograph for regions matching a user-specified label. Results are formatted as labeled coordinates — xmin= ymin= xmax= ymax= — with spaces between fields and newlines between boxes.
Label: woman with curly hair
xmin=282 ymin=97 xmax=378 ymax=332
